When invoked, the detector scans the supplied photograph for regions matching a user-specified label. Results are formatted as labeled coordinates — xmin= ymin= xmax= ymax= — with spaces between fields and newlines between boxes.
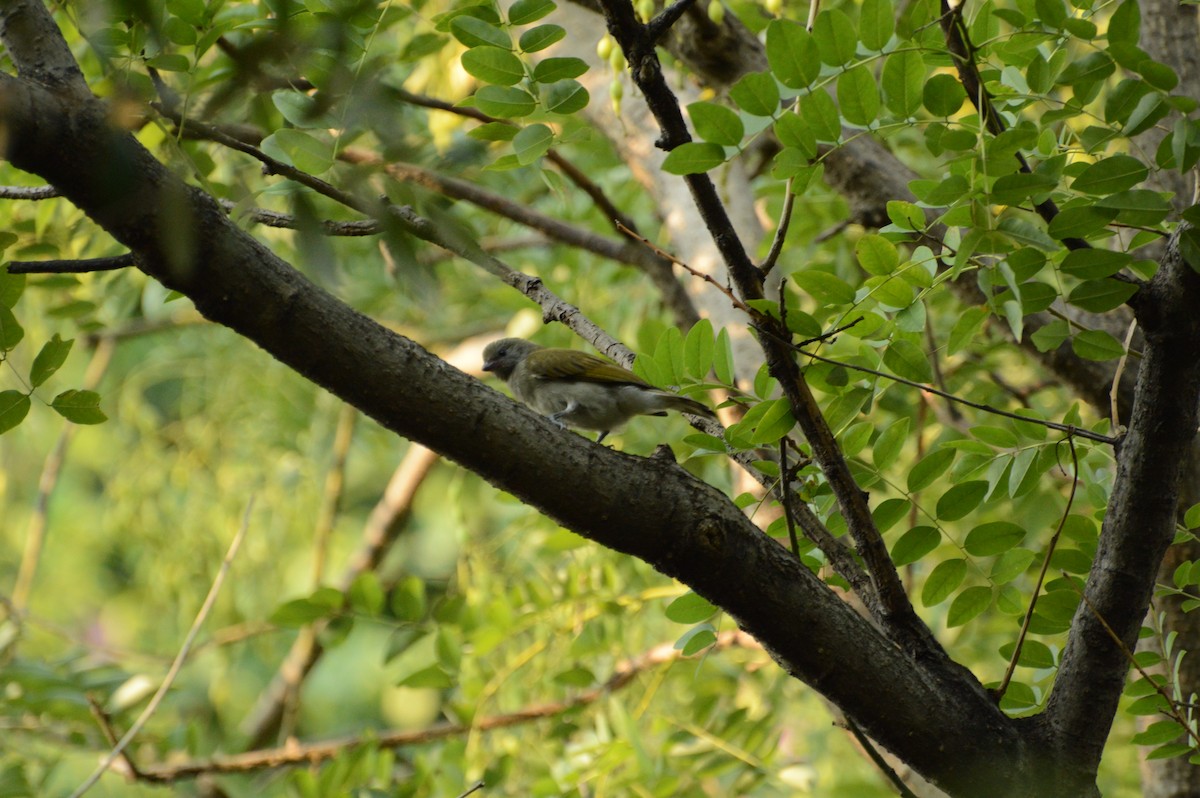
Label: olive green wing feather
xmin=525 ymin=349 xmax=649 ymax=386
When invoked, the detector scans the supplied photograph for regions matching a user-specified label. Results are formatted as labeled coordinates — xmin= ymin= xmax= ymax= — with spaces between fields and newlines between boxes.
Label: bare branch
xmin=0 ymin=184 xmax=59 ymax=200
xmin=7 ymin=255 xmax=135 ymax=274
xmin=146 ymin=633 xmax=759 ymax=781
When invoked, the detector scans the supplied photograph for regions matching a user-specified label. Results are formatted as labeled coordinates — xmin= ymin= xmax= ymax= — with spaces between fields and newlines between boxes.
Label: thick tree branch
xmin=1040 ymin=228 xmax=1200 ymax=781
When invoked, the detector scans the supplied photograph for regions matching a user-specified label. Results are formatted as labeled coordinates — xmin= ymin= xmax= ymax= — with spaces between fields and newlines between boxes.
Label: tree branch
xmin=145 ymin=633 xmax=759 ymax=781
xmin=1041 ymin=227 xmax=1200 ymax=780
xmin=597 ymin=0 xmax=935 ymax=658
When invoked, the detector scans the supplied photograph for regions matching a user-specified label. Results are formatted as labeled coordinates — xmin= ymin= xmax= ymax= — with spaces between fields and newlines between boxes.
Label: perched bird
xmin=482 ymin=337 xmax=715 ymax=442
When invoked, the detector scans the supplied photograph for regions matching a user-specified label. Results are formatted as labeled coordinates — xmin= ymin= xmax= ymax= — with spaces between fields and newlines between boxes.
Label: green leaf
xmin=51 ymin=389 xmax=107 ymax=424
xmin=30 ymin=334 xmax=73 ymax=388
xmin=665 ymin=591 xmax=718 ymax=623
xmin=947 ymin=585 xmax=992 ymax=627
xmin=964 ymin=521 xmax=1026 ymax=556
xmin=991 ymin=548 xmax=1037 ymax=584
xmin=1047 ymin=205 xmax=1116 ymax=240
xmin=1072 ymin=155 xmax=1149 ymax=195
xmin=508 ymin=0 xmax=556 ymax=24
xmin=461 ymin=46 xmax=525 ymax=85
xmin=908 ymin=448 xmax=956 ymax=492
xmin=1181 ymin=226 xmax=1200 ymax=273
xmin=923 ymin=73 xmax=966 ymax=116
xmin=856 ymin=234 xmax=899 ymax=276
xmin=802 ymin=90 xmax=841 ymax=143
xmin=872 ymin=498 xmax=911 ymax=532
xmin=475 ymin=85 xmax=537 ymax=118
xmin=679 ymin=626 xmax=718 ymax=655
xmin=512 ymin=123 xmax=554 ymax=164
xmin=1058 ymin=51 xmax=1114 ymax=86
xmin=750 ymin=398 xmax=796 ymax=444
xmin=948 ymin=306 xmax=988 ymax=355
xmin=688 ymin=101 xmax=744 ymax=146
xmin=883 ymin=338 xmax=932 ymax=383
xmin=1108 ymin=0 xmax=1141 ymax=48
xmin=1060 ymin=249 xmax=1132 ymax=280
xmin=270 ymin=587 xmax=345 ymax=626
xmin=348 ymin=573 xmax=385 ymax=616
xmin=270 ymin=129 xmax=333 ymax=174
xmin=775 ymin=113 xmax=817 ymax=159
xmin=0 ymin=261 xmax=24 ymax=308
xmin=518 ymin=24 xmax=565 ymax=52
xmin=662 ymin=142 xmax=727 ymax=175
xmin=1132 ymin=720 xmax=1188 ymax=747
xmin=991 ymin=172 xmax=1057 ymax=205
xmin=397 ymin=665 xmax=454 ymax=689
xmin=921 ymin=559 xmax=967 ymax=607
xmin=1095 ymin=190 xmax=1171 ymax=226
xmin=390 ymin=576 xmax=427 ymax=621
xmin=0 ymin=303 xmax=24 ymax=351
xmin=867 ymin=275 xmax=914 ymax=309
xmin=1067 ymin=279 xmax=1138 ymax=312
xmin=730 ymin=72 xmax=780 ymax=117
xmin=873 ymin=417 xmax=910 ymax=470
xmin=881 ymin=50 xmax=924 ymax=118
xmin=0 ymin=390 xmax=30 ymax=434
xmin=532 ymin=56 xmax=588 ymax=83
xmin=543 ymin=79 xmax=589 ymax=114
xmin=468 ymin=121 xmax=519 ymax=141
xmin=683 ymin=318 xmax=715 ymax=379
xmin=714 ymin=328 xmax=735 ymax=385
xmin=793 ymin=269 xmax=855 ymax=305
xmin=859 ymin=0 xmax=894 ymax=51
xmin=1072 ymin=328 xmax=1126 ymax=361
xmin=936 ymin=481 xmax=988 ymax=521
xmin=837 ymin=66 xmax=880 ymax=127
xmin=891 ymin=525 xmax=939 ymax=567
xmin=1030 ymin=319 xmax=1069 ymax=352
xmin=450 ymin=16 xmax=510 ymax=49
xmin=766 ymin=20 xmax=820 ymax=89
xmin=813 ymin=8 xmax=857 ymax=65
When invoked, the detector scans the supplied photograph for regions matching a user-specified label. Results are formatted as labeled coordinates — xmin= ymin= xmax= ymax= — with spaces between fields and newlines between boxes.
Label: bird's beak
xmin=482 ymin=359 xmax=496 ymax=373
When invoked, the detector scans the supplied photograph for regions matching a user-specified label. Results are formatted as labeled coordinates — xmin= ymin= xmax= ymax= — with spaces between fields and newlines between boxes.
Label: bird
xmin=482 ymin=337 xmax=716 ymax=443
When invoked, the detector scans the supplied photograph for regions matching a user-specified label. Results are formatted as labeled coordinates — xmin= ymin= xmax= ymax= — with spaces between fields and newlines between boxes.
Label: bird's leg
xmin=596 ymin=430 xmax=609 ymax=444
xmin=548 ymin=401 xmax=577 ymax=428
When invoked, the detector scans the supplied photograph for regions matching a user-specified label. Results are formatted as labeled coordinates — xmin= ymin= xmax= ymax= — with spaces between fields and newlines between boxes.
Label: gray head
xmin=482 ymin=337 xmax=542 ymax=380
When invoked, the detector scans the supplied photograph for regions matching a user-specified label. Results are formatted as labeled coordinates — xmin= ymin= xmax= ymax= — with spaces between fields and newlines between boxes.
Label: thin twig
xmin=1064 ymin=574 xmax=1200 ymax=749
xmin=791 ymin=343 xmax=1119 ymax=446
xmin=615 ymin=220 xmax=756 ymax=314
xmin=1110 ymin=319 xmax=1137 ymax=433
xmin=140 ymin=633 xmax=758 ymax=782
xmin=759 ymin=177 xmax=796 ymax=275
xmin=995 ymin=435 xmax=1078 ymax=701
xmin=647 ymin=0 xmax=699 ymax=42
xmin=7 ymin=254 xmax=135 ymax=274
xmin=778 ymin=438 xmax=801 ymax=558
xmin=68 ymin=499 xmax=254 ymax=798
xmin=454 ymin=782 xmax=486 ymax=798
xmin=0 ymin=184 xmax=59 ymax=200
xmin=86 ymin=697 xmax=143 ymax=780
xmin=842 ymin=716 xmax=919 ymax=798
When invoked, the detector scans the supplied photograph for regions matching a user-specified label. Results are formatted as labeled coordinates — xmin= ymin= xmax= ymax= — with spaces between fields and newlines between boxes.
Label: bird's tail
xmin=661 ymin=393 xmax=716 ymax=419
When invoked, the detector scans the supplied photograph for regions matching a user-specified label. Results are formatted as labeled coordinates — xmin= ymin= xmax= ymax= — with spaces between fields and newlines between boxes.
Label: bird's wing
xmin=527 ymin=349 xmax=649 ymax=386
